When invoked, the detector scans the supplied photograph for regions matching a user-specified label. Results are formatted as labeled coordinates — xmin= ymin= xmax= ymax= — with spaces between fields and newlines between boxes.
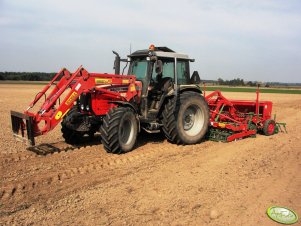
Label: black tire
xmin=162 ymin=92 xmax=210 ymax=144
xmin=61 ymin=125 xmax=84 ymax=145
xmin=100 ymin=107 xmax=138 ymax=154
xmin=263 ymin=119 xmax=276 ymax=136
xmin=61 ymin=107 xmax=84 ymax=145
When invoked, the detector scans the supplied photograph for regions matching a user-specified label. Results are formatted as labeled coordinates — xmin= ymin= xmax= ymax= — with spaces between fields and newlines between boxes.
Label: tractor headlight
xmin=80 ymin=104 xmax=84 ymax=110
xmin=86 ymin=105 xmax=90 ymax=111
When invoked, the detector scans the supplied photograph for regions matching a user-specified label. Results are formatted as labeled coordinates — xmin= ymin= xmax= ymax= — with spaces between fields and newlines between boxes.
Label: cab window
xmin=162 ymin=60 xmax=175 ymax=79
xmin=177 ymin=60 xmax=190 ymax=85
xmin=130 ymin=60 xmax=148 ymax=80
xmin=151 ymin=59 xmax=175 ymax=81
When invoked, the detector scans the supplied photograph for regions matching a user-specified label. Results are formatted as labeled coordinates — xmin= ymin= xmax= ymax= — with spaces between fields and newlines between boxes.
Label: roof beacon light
xmin=149 ymin=44 xmax=155 ymax=51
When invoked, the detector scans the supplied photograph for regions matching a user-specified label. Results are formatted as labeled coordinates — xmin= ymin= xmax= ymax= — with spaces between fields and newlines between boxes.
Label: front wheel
xmin=61 ymin=107 xmax=85 ymax=145
xmin=100 ymin=107 xmax=138 ymax=154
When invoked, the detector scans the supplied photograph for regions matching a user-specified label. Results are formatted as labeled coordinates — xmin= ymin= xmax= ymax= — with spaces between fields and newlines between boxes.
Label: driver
xmin=149 ymin=61 xmax=172 ymax=94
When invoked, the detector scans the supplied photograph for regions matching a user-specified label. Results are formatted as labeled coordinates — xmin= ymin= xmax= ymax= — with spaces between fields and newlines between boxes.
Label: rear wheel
xmin=263 ymin=119 xmax=276 ymax=136
xmin=162 ymin=92 xmax=210 ymax=144
xmin=100 ymin=107 xmax=138 ymax=154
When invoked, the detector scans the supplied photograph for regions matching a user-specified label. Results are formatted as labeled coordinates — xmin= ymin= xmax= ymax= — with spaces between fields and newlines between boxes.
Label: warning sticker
xmin=122 ymin=79 xmax=130 ymax=84
xmin=95 ymin=78 xmax=112 ymax=84
xmin=75 ymin=83 xmax=82 ymax=91
xmin=65 ymin=91 xmax=78 ymax=106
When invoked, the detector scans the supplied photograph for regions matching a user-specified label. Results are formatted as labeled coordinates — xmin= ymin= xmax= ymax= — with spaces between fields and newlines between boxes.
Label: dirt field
xmin=0 ymin=84 xmax=300 ymax=226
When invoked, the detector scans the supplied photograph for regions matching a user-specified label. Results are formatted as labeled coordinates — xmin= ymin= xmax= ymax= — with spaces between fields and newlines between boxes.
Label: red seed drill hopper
xmin=204 ymin=86 xmax=287 ymax=142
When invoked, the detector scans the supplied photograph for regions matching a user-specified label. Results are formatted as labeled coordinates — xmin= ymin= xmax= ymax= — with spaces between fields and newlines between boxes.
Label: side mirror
xmin=191 ymin=71 xmax=201 ymax=84
xmin=155 ymin=60 xmax=163 ymax=74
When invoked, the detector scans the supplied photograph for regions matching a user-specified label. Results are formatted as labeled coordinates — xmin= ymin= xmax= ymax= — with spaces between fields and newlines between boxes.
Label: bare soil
xmin=0 ymin=84 xmax=300 ymax=226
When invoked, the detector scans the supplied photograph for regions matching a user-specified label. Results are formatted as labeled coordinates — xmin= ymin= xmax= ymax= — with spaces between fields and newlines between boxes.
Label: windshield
xmin=129 ymin=59 xmax=148 ymax=80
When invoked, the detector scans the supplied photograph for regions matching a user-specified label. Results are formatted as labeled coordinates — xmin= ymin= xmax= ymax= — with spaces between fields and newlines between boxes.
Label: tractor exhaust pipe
xmin=112 ymin=50 xmax=120 ymax=75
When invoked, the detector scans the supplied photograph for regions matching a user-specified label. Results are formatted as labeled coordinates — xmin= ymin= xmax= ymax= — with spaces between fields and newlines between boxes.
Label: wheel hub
xmin=267 ymin=123 xmax=275 ymax=134
xmin=184 ymin=112 xmax=195 ymax=130
xmin=182 ymin=104 xmax=205 ymax=136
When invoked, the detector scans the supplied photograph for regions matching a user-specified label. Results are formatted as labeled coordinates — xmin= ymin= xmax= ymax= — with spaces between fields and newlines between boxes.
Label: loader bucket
xmin=10 ymin=111 xmax=35 ymax=146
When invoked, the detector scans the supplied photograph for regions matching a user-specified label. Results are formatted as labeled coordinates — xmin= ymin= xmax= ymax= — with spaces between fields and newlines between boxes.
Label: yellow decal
xmin=122 ymin=79 xmax=130 ymax=84
xmin=95 ymin=78 xmax=112 ymax=84
xmin=55 ymin=108 xmax=71 ymax=120
xmin=55 ymin=111 xmax=63 ymax=120
xmin=218 ymin=123 xmax=226 ymax=128
xmin=130 ymin=84 xmax=136 ymax=92
xmin=65 ymin=91 xmax=78 ymax=106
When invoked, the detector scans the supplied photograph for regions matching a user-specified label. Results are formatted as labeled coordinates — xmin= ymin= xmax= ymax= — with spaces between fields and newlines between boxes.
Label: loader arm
xmin=35 ymin=67 xmax=93 ymax=135
xmin=11 ymin=66 xmax=95 ymax=145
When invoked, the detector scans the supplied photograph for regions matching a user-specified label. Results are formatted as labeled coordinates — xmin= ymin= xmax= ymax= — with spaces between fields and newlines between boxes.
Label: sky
xmin=0 ymin=0 xmax=301 ymax=83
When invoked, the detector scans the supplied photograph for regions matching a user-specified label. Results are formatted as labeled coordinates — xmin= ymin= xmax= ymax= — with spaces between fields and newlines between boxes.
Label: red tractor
xmin=11 ymin=45 xmax=210 ymax=153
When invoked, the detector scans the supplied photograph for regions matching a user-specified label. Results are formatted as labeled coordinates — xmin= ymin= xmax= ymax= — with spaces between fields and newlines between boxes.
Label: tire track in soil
xmin=0 ymin=137 xmax=194 ymax=206
xmin=0 ymin=142 xmax=212 ymax=224
xmin=1 ymin=100 xmax=298 ymax=206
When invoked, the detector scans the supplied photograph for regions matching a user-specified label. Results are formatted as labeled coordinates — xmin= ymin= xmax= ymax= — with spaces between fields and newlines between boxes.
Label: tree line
xmin=0 ymin=72 xmax=56 ymax=81
xmin=217 ymin=78 xmax=258 ymax=87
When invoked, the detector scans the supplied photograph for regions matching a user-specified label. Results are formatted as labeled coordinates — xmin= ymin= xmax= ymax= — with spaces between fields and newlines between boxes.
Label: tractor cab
xmin=127 ymin=45 xmax=202 ymax=120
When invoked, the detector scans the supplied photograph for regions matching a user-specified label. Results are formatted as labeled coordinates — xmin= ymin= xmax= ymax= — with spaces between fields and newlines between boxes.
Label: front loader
xmin=11 ymin=66 xmax=140 ymax=151
xmin=11 ymin=45 xmax=210 ymax=153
